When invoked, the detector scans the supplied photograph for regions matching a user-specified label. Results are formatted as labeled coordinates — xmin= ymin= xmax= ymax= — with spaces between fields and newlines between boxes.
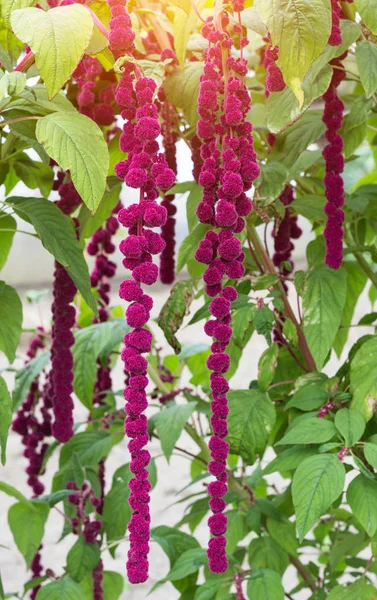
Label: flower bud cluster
xmin=108 ymin=1 xmax=175 ymax=583
xmin=264 ymin=43 xmax=286 ymax=96
xmin=322 ymin=55 xmax=346 ymax=270
xmin=88 ymin=203 xmax=122 ymax=407
xmin=159 ymin=95 xmax=178 ymax=284
xmin=272 ymin=185 xmax=302 ymax=277
xmin=12 ymin=329 xmax=50 ymax=497
xmin=66 ymin=480 xmax=103 ymax=541
xmin=73 ymin=56 xmax=117 ymax=127
xmin=329 ymin=0 xmax=342 ymax=46
xmin=196 ymin=11 xmax=260 ymax=574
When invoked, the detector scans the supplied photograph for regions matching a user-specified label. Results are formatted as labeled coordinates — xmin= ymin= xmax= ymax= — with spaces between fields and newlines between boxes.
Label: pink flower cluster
xmin=196 ymin=12 xmax=260 ymax=573
xmin=108 ymin=0 xmax=135 ymax=59
xmin=108 ymin=0 xmax=175 ymax=583
xmin=87 ymin=203 xmax=122 ymax=406
xmin=74 ymin=56 xmax=117 ymax=127
xmin=50 ymin=261 xmax=76 ymax=442
xmin=322 ymin=55 xmax=346 ymax=270
xmin=12 ymin=329 xmax=51 ymax=497
xmin=264 ymin=43 xmax=286 ymax=97
xmin=272 ymin=185 xmax=302 ymax=277
xmin=329 ymin=0 xmax=342 ymax=46
xmin=159 ymin=94 xmax=178 ymax=284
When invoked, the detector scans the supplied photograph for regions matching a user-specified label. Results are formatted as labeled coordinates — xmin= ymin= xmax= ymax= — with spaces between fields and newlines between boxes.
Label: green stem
xmin=0 ymin=116 xmax=39 ymax=129
xmin=247 ymin=223 xmax=317 ymax=372
xmin=353 ymin=252 xmax=377 ymax=289
xmin=147 ymin=363 xmax=170 ymax=394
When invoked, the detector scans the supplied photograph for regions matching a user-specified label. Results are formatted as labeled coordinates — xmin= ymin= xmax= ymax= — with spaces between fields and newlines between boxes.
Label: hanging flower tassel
xmin=196 ymin=4 xmax=260 ymax=573
xmin=329 ymin=0 xmax=342 ymax=46
xmin=322 ymin=55 xmax=346 ymax=270
xmin=264 ymin=42 xmax=286 ymax=97
xmin=159 ymin=94 xmax=178 ymax=284
xmin=108 ymin=0 xmax=175 ymax=583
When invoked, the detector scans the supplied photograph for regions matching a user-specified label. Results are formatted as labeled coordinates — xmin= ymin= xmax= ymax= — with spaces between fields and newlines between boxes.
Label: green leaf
xmin=255 ymin=0 xmax=331 ymax=104
xmin=248 ymin=537 xmax=288 ymax=575
xmin=33 ymin=490 xmax=71 ymax=507
xmin=0 ymin=376 xmax=12 ymax=465
xmin=151 ymin=526 xmax=200 ymax=568
xmin=355 ymin=0 xmax=377 ymax=35
xmin=226 ymin=509 xmax=248 ymax=554
xmin=36 ymin=578 xmax=86 ymax=600
xmin=258 ymin=344 xmax=279 ymax=391
xmin=256 ymin=163 xmax=289 ymax=203
xmin=356 ymin=40 xmax=377 ymax=98
xmin=11 ymin=5 xmax=93 ymax=98
xmin=270 ymin=110 xmax=326 ymax=168
xmin=66 ymin=536 xmax=100 ymax=582
xmin=292 ymin=454 xmax=345 ymax=541
xmin=341 ymin=97 xmax=373 ymax=158
xmin=267 ymin=518 xmax=298 ymax=556
xmin=14 ymin=154 xmax=53 ymax=196
xmin=12 ymin=351 xmax=50 ymax=411
xmin=0 ymin=212 xmax=16 ymax=271
xmin=2 ymin=0 xmax=35 ymax=28
xmin=102 ymin=571 xmax=124 ymax=600
xmin=157 ymin=280 xmax=195 ymax=354
xmin=227 ymin=389 xmax=275 ymax=464
xmin=347 ymin=474 xmax=377 ymax=537
xmin=263 ymin=446 xmax=318 ymax=475
xmin=0 ymin=70 xmax=26 ymax=99
xmin=303 ymin=266 xmax=347 ymax=369
xmin=59 ymin=431 xmax=112 ymax=469
xmin=285 ymin=384 xmax=329 ymax=411
xmin=334 ymin=262 xmax=368 ymax=357
xmin=186 ymin=183 xmax=203 ymax=233
xmin=246 ymin=569 xmax=284 ymax=600
xmin=328 ymin=578 xmax=377 ymax=600
xmin=351 ymin=336 xmax=377 ymax=420
xmin=364 ymin=441 xmax=377 ymax=469
xmin=154 ymin=402 xmax=197 ymax=461
xmin=277 ymin=417 xmax=336 ymax=446
xmin=166 ymin=548 xmax=207 ymax=581
xmin=266 ymin=64 xmax=332 ymax=134
xmin=36 ymin=112 xmax=109 ymax=213
xmin=334 ymin=408 xmax=365 ymax=447
xmin=164 ymin=62 xmax=202 ymax=127
xmin=177 ymin=223 xmax=210 ymax=273
xmin=0 ymin=480 xmax=35 ymax=509
xmin=194 ymin=579 xmax=223 ymax=600
xmin=254 ymin=306 xmax=275 ymax=345
xmin=103 ymin=468 xmax=131 ymax=550
xmin=72 ymin=319 xmax=129 ymax=408
xmin=291 ymin=195 xmax=325 ymax=222
xmin=79 ymin=182 xmax=121 ymax=239
xmin=8 ymin=502 xmax=49 ymax=568
xmin=0 ymin=280 xmax=22 ymax=363
xmin=6 ymin=197 xmax=96 ymax=313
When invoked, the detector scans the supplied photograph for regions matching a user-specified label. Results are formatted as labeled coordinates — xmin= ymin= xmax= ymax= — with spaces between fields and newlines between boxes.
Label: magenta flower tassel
xmin=196 ymin=6 xmax=260 ymax=573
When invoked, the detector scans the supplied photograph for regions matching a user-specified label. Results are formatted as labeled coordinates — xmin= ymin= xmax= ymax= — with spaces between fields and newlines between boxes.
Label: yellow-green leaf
xmin=355 ymin=0 xmax=377 ymax=35
xmin=255 ymin=0 xmax=332 ymax=105
xmin=173 ymin=0 xmax=204 ymax=66
xmin=36 ymin=111 xmax=109 ymax=213
xmin=164 ymin=61 xmax=202 ymax=127
xmin=2 ymin=0 xmax=35 ymax=29
xmin=351 ymin=336 xmax=377 ymax=421
xmin=11 ymin=5 xmax=93 ymax=98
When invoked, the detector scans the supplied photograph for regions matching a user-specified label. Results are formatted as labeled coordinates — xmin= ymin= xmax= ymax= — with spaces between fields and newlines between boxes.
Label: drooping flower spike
xmin=322 ymin=54 xmax=346 ymax=269
xmin=108 ymin=0 xmax=175 ymax=583
xmin=196 ymin=2 xmax=260 ymax=573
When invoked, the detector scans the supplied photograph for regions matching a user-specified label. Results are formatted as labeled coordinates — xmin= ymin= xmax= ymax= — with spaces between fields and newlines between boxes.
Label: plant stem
xmin=14 ymin=51 xmax=35 ymax=73
xmin=289 ymin=554 xmax=317 ymax=592
xmin=0 ymin=116 xmax=39 ymax=128
xmin=353 ymin=251 xmax=377 ymax=289
xmin=87 ymin=8 xmax=109 ymax=38
xmin=247 ymin=223 xmax=317 ymax=371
